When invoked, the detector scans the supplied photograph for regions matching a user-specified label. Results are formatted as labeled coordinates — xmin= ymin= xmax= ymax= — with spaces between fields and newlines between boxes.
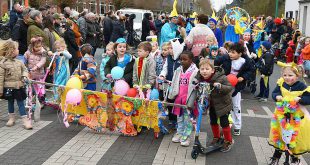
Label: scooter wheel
xmin=191 ymin=150 xmax=199 ymax=159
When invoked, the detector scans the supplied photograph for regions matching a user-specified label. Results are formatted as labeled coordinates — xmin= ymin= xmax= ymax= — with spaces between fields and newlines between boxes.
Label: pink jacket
xmin=24 ymin=48 xmax=46 ymax=80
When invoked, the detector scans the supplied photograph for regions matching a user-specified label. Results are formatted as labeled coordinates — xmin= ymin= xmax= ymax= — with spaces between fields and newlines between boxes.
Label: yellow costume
xmin=269 ymin=78 xmax=310 ymax=155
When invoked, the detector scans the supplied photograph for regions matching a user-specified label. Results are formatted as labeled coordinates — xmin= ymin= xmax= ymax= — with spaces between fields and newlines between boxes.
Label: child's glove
xmin=213 ymin=82 xmax=221 ymax=89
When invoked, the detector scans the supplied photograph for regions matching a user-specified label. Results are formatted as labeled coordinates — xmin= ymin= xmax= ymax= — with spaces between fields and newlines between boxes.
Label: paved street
xmin=0 ymin=48 xmax=310 ymax=165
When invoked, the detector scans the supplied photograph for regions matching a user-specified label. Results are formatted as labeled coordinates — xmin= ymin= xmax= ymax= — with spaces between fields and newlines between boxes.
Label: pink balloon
xmin=66 ymin=89 xmax=82 ymax=105
xmin=114 ymin=80 xmax=129 ymax=96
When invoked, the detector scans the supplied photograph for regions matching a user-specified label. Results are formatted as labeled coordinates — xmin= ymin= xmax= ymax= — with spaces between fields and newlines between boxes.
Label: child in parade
xmin=48 ymin=39 xmax=72 ymax=101
xmin=133 ymin=41 xmax=156 ymax=89
xmin=105 ymin=38 xmax=135 ymax=87
xmin=286 ymin=40 xmax=295 ymax=63
xmin=150 ymin=41 xmax=161 ymax=59
xmin=214 ymin=42 xmax=256 ymax=136
xmin=100 ymin=42 xmax=115 ymax=92
xmin=0 ymin=40 xmax=32 ymax=129
xmin=301 ymin=37 xmax=310 ymax=77
xmin=268 ymin=65 xmax=310 ymax=165
xmin=196 ymin=58 xmax=234 ymax=152
xmin=74 ymin=44 xmax=97 ymax=91
xmin=155 ymin=42 xmax=170 ymax=77
xmin=169 ymin=51 xmax=198 ymax=147
xmin=294 ymin=37 xmax=306 ymax=65
xmin=24 ymin=37 xmax=47 ymax=102
xmin=159 ymin=40 xmax=181 ymax=128
xmin=256 ymin=41 xmax=275 ymax=102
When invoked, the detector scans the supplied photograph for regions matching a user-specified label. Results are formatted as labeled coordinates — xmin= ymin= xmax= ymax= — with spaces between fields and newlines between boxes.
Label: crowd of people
xmin=0 ymin=2 xmax=310 ymax=165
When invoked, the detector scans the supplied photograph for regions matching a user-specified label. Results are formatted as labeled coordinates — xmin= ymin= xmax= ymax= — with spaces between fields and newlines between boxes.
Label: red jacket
xmin=286 ymin=46 xmax=294 ymax=63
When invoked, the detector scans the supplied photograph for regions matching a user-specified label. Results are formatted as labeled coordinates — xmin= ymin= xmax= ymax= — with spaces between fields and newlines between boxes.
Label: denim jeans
xmin=8 ymin=99 xmax=27 ymax=116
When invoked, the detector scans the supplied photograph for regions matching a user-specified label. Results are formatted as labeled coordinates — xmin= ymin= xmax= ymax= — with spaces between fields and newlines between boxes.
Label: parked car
xmin=117 ymin=8 xmax=154 ymax=38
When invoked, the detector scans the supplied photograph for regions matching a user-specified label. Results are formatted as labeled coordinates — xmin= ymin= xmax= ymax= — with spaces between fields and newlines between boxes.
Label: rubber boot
xmin=6 ymin=113 xmax=15 ymax=127
xmin=22 ymin=116 xmax=33 ymax=130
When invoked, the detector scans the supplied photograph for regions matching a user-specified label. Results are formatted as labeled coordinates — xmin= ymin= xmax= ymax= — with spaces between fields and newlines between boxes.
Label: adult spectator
xmin=12 ymin=8 xmax=31 ymax=55
xmin=176 ymin=16 xmax=187 ymax=41
xmin=8 ymin=2 xmax=22 ymax=30
xmin=110 ymin=16 xmax=126 ymax=42
xmin=141 ymin=13 xmax=151 ymax=41
xmin=103 ymin=11 xmax=114 ymax=45
xmin=69 ymin=11 xmax=82 ymax=57
xmin=39 ymin=6 xmax=48 ymax=18
xmin=77 ymin=9 xmax=88 ymax=42
xmin=155 ymin=15 xmax=165 ymax=42
xmin=27 ymin=10 xmax=49 ymax=48
xmin=127 ymin=14 xmax=136 ymax=46
xmin=264 ymin=16 xmax=274 ymax=35
xmin=53 ymin=13 xmax=63 ymax=36
xmin=63 ymin=7 xmax=71 ymax=18
xmin=185 ymin=14 xmax=216 ymax=64
xmin=48 ymin=5 xmax=57 ymax=15
xmin=85 ymin=12 xmax=101 ymax=54
xmin=271 ymin=18 xmax=284 ymax=44
xmin=159 ymin=15 xmax=179 ymax=47
xmin=43 ymin=15 xmax=60 ymax=51
xmin=208 ymin=18 xmax=223 ymax=47
xmin=64 ymin=20 xmax=79 ymax=73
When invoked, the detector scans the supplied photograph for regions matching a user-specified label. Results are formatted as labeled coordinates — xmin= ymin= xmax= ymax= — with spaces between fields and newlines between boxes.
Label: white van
xmin=117 ymin=8 xmax=154 ymax=38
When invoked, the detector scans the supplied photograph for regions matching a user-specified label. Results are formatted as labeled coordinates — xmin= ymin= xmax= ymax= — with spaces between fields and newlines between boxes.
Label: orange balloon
xmin=227 ymin=74 xmax=238 ymax=87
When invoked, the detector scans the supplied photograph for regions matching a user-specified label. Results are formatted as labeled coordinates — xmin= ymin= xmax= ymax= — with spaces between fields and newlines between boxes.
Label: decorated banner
xmin=61 ymin=88 xmax=161 ymax=136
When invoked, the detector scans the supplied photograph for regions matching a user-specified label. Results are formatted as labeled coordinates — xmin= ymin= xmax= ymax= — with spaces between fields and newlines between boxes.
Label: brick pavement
xmin=43 ymin=127 xmax=119 ymax=165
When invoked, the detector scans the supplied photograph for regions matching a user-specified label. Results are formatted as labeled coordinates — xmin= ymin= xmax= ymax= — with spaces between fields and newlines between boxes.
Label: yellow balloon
xmin=66 ymin=77 xmax=83 ymax=89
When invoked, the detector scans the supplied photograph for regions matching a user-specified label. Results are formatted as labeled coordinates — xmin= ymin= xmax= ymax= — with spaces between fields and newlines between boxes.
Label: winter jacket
xmin=272 ymin=79 xmax=310 ymax=105
xmin=12 ymin=18 xmax=28 ymax=55
xmin=132 ymin=55 xmax=156 ymax=87
xmin=104 ymin=54 xmax=135 ymax=87
xmin=27 ymin=19 xmax=50 ymax=48
xmin=103 ymin=16 xmax=113 ymax=42
xmin=257 ymin=50 xmax=274 ymax=76
xmin=214 ymin=54 xmax=256 ymax=96
xmin=85 ymin=19 xmax=100 ymax=47
xmin=64 ymin=28 xmax=79 ymax=64
xmin=77 ymin=16 xmax=87 ymax=40
xmin=195 ymin=69 xmax=233 ymax=117
xmin=8 ymin=9 xmax=21 ymax=30
xmin=168 ymin=65 xmax=199 ymax=109
xmin=43 ymin=28 xmax=58 ymax=52
xmin=212 ymin=28 xmax=223 ymax=47
xmin=110 ymin=20 xmax=126 ymax=42
xmin=24 ymin=48 xmax=47 ymax=80
xmin=0 ymin=57 xmax=29 ymax=94
xmin=159 ymin=55 xmax=181 ymax=81
xmin=185 ymin=24 xmax=216 ymax=57
xmin=141 ymin=13 xmax=151 ymax=41
xmin=302 ymin=44 xmax=310 ymax=60
xmin=159 ymin=22 xmax=177 ymax=47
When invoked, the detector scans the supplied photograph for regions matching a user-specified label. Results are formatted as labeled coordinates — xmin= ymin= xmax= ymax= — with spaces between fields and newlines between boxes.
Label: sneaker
xmin=268 ymin=157 xmax=279 ymax=165
xmin=180 ymin=137 xmax=190 ymax=147
xmin=210 ymin=138 xmax=220 ymax=145
xmin=172 ymin=133 xmax=182 ymax=143
xmin=233 ymin=129 xmax=240 ymax=136
xmin=259 ymin=98 xmax=268 ymax=102
xmin=220 ymin=140 xmax=234 ymax=152
xmin=254 ymin=95 xmax=262 ymax=99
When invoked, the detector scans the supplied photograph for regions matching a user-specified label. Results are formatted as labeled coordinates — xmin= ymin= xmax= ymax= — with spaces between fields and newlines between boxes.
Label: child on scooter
xmin=196 ymin=58 xmax=234 ymax=152
xmin=169 ymin=51 xmax=198 ymax=147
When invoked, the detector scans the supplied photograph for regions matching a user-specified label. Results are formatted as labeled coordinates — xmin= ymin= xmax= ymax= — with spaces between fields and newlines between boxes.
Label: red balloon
xmin=127 ymin=88 xmax=137 ymax=97
xmin=227 ymin=74 xmax=238 ymax=87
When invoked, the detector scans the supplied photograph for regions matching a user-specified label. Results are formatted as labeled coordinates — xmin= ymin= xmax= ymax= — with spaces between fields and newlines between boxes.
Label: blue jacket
xmin=213 ymin=28 xmax=223 ymax=47
xmin=272 ymin=81 xmax=310 ymax=105
xmin=160 ymin=23 xmax=177 ymax=47
xmin=8 ymin=9 xmax=22 ymax=30
xmin=214 ymin=54 xmax=256 ymax=96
